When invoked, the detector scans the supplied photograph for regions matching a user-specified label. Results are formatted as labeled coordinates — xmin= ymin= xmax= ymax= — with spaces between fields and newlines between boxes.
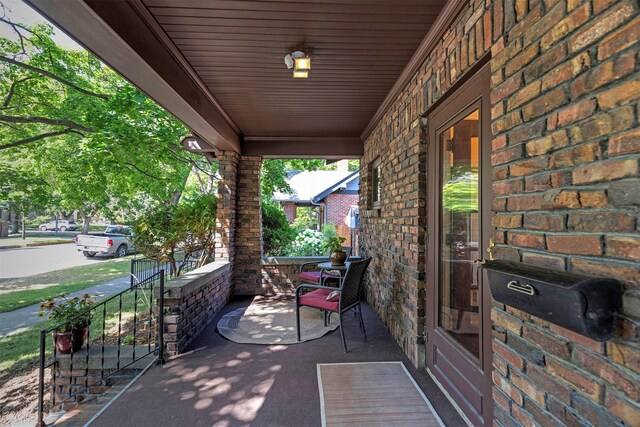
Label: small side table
xmin=317 ymin=261 xmax=350 ymax=286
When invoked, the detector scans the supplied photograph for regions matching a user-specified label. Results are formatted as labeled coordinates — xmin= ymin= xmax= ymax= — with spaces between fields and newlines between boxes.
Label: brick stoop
xmin=50 ymin=383 xmax=127 ymax=427
xmin=49 ymin=345 xmax=154 ymax=414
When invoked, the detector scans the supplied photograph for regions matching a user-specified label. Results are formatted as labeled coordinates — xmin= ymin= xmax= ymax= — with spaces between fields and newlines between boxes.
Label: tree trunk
xmin=9 ymin=211 xmax=19 ymax=234
xmin=170 ymin=190 xmax=182 ymax=206
xmin=80 ymin=204 xmax=99 ymax=234
xmin=21 ymin=212 xmax=25 ymax=239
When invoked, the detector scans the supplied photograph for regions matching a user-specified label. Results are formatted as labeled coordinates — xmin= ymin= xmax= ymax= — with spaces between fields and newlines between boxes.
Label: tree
xmin=133 ymin=194 xmax=217 ymax=275
xmin=261 ymin=201 xmax=295 ymax=256
xmin=0 ymin=14 xmax=212 ymax=231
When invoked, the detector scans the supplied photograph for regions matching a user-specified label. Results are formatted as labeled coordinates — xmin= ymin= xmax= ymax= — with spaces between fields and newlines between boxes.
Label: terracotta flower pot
xmin=330 ymin=250 xmax=347 ymax=266
xmin=54 ymin=326 xmax=88 ymax=354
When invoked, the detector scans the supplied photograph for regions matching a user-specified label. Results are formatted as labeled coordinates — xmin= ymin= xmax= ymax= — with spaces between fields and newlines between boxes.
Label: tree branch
xmin=0 ymin=128 xmax=81 ymax=150
xmin=122 ymin=161 xmax=167 ymax=181
xmin=0 ymin=114 xmax=94 ymax=132
xmin=3 ymin=76 xmax=32 ymax=107
xmin=0 ymin=56 xmax=111 ymax=100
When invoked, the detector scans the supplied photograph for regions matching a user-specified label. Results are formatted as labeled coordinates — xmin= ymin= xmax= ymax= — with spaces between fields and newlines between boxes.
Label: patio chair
xmin=295 ymin=257 xmax=372 ymax=352
xmin=299 ymin=246 xmax=352 ymax=286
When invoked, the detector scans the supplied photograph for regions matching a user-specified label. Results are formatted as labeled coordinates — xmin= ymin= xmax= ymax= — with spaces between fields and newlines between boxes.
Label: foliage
xmin=324 ymin=236 xmax=346 ymax=253
xmin=0 ymin=15 xmax=213 ymax=231
xmin=38 ymin=293 xmax=96 ymax=332
xmin=23 ymin=214 xmax=52 ymax=228
xmin=291 ymin=207 xmax=318 ymax=232
xmin=290 ymin=229 xmax=325 ymax=256
xmin=260 ymin=159 xmax=290 ymax=200
xmin=442 ymin=171 xmax=478 ymax=213
xmin=321 ymin=223 xmax=338 ymax=242
xmin=133 ymin=194 xmax=217 ymax=275
xmin=322 ymin=224 xmax=345 ymax=252
xmin=261 ymin=201 xmax=295 ymax=256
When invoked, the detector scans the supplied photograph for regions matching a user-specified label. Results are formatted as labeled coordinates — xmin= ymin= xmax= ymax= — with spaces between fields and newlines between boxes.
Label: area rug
xmin=317 ymin=362 xmax=445 ymax=427
xmin=217 ymin=295 xmax=339 ymax=344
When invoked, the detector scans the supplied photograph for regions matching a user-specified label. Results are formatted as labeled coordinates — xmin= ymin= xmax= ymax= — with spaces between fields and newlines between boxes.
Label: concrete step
xmin=51 ymin=381 xmax=128 ymax=426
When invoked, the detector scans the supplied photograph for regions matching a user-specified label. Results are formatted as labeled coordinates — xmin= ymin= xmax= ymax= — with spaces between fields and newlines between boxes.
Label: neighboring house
xmin=272 ymin=170 xmax=359 ymax=229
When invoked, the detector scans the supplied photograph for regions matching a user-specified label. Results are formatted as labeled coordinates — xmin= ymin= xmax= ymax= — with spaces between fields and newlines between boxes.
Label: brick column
xmin=234 ymin=155 xmax=264 ymax=295
xmin=215 ymin=151 xmax=239 ymax=263
xmin=283 ymin=202 xmax=297 ymax=223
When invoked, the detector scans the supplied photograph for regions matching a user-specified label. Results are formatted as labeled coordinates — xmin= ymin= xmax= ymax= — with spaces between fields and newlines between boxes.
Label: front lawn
xmin=0 ymin=258 xmax=131 ymax=313
xmin=0 ymin=285 xmax=155 ymax=382
xmin=0 ymin=234 xmax=74 ymax=248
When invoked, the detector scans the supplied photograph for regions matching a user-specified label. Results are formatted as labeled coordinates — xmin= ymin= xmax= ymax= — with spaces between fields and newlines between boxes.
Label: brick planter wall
xmin=359 ymin=0 xmax=640 ymax=425
xmin=261 ymin=256 xmax=327 ymax=293
xmin=161 ymin=261 xmax=232 ymax=355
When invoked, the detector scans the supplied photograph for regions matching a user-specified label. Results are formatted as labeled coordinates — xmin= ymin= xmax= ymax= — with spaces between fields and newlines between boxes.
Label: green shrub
xmin=24 ymin=215 xmax=53 ymax=229
xmin=291 ymin=206 xmax=318 ymax=232
xmin=133 ymin=194 xmax=217 ymax=275
xmin=262 ymin=201 xmax=295 ymax=256
xmin=290 ymin=229 xmax=325 ymax=256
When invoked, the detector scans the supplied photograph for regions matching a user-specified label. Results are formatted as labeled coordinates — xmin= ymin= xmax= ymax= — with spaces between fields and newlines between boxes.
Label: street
xmin=0 ymin=243 xmax=111 ymax=280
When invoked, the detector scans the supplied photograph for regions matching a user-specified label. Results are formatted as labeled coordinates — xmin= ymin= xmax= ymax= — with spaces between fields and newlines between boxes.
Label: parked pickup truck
xmin=76 ymin=225 xmax=135 ymax=258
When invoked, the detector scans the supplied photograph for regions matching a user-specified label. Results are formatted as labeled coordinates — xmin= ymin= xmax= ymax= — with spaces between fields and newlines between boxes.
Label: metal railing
xmin=37 ymin=270 xmax=165 ymax=427
xmin=130 ymin=256 xmax=200 ymax=287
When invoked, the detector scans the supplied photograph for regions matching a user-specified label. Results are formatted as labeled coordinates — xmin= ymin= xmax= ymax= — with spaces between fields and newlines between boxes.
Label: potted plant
xmin=325 ymin=236 xmax=347 ymax=266
xmin=39 ymin=294 xmax=96 ymax=354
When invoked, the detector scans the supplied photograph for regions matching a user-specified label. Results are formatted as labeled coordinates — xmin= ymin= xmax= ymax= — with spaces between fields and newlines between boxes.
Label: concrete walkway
xmin=0 ymin=275 xmax=132 ymax=338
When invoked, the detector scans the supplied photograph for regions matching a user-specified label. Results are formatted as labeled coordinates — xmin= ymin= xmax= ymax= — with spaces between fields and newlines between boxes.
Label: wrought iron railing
xmin=130 ymin=256 xmax=200 ymax=287
xmin=37 ymin=270 xmax=165 ymax=427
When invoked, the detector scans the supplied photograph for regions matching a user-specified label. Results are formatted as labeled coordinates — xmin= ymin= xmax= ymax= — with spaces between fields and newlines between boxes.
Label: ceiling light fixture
xmin=284 ymin=48 xmax=312 ymax=78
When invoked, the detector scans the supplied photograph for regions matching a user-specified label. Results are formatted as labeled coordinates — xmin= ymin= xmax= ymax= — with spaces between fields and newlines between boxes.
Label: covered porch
xmin=87 ymin=296 xmax=465 ymax=426
xmin=28 ymin=0 xmax=640 ymax=426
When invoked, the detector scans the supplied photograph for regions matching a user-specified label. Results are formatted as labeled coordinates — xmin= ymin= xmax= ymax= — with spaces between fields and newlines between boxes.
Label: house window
xmin=371 ymin=158 xmax=381 ymax=209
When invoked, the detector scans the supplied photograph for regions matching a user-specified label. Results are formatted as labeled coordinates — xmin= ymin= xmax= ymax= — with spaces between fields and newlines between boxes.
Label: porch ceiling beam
xmin=25 ymin=0 xmax=241 ymax=153
xmin=242 ymin=137 xmax=363 ymax=159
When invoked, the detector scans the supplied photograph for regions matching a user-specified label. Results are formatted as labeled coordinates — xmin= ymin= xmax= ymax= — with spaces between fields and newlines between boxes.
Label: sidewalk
xmin=0 ymin=275 xmax=132 ymax=338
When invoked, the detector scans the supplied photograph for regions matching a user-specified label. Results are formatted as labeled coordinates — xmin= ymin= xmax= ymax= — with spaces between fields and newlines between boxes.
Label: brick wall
xmin=360 ymin=0 xmax=496 ymax=367
xmin=359 ymin=0 xmax=639 ymax=424
xmin=162 ymin=262 xmax=232 ymax=355
xmin=490 ymin=1 xmax=640 ymax=425
xmin=233 ymin=156 xmax=265 ymax=295
xmin=283 ymin=202 xmax=296 ymax=222
xmin=261 ymin=256 xmax=326 ymax=294
xmin=325 ymin=193 xmax=359 ymax=225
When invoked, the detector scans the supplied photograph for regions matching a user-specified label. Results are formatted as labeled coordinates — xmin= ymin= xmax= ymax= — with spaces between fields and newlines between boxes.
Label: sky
xmin=0 ymin=0 xmax=82 ymax=50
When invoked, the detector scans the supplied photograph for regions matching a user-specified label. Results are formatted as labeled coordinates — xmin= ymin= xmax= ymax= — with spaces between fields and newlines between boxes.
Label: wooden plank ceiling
xmin=141 ymin=0 xmax=447 ymax=140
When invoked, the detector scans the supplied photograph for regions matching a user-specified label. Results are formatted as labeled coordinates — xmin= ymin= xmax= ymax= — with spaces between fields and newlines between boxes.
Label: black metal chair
xmin=299 ymin=246 xmax=352 ymax=285
xmin=295 ymin=257 xmax=372 ymax=352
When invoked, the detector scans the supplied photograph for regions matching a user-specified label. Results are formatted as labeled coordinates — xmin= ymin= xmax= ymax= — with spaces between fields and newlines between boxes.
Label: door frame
xmin=424 ymin=63 xmax=493 ymax=426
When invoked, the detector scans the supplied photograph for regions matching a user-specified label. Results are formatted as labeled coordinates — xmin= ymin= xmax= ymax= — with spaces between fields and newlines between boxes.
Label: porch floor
xmin=90 ymin=296 xmax=466 ymax=426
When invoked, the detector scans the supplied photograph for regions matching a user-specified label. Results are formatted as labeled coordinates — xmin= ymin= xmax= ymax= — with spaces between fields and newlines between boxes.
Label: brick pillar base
xmin=234 ymin=155 xmax=264 ymax=295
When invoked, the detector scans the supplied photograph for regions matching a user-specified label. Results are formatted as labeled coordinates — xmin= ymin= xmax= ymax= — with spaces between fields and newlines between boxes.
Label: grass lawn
xmin=0 ymin=235 xmax=74 ymax=248
xmin=0 ymin=258 xmax=131 ymax=313
xmin=0 ymin=286 xmax=155 ymax=382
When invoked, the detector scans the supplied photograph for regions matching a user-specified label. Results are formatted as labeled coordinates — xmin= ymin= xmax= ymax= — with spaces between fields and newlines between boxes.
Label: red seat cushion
xmin=299 ymin=271 xmax=340 ymax=283
xmin=299 ymin=289 xmax=339 ymax=311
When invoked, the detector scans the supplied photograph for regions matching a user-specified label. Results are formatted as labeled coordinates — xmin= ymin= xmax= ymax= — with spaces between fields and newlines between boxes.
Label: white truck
xmin=75 ymin=225 xmax=135 ymax=258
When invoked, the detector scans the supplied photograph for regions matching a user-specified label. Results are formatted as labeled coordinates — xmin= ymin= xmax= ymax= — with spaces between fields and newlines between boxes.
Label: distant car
xmin=38 ymin=219 xmax=78 ymax=232
xmin=75 ymin=225 xmax=135 ymax=258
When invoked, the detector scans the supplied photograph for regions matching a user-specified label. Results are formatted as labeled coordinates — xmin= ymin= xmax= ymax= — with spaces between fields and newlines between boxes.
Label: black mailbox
xmin=482 ymin=260 xmax=622 ymax=342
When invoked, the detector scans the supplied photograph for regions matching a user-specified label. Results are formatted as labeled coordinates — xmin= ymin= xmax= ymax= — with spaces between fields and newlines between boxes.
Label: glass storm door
xmin=426 ymin=65 xmax=493 ymax=426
